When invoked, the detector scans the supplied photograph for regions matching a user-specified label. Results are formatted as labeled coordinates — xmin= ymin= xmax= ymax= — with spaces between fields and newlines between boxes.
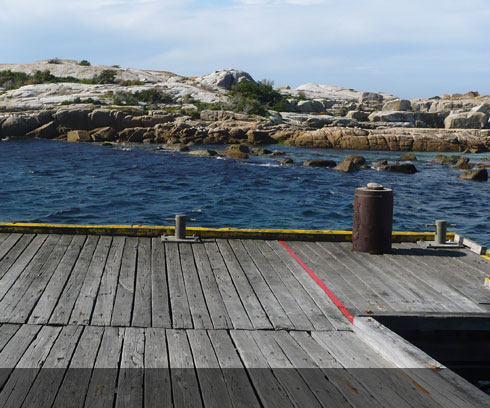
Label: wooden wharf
xmin=0 ymin=228 xmax=489 ymax=407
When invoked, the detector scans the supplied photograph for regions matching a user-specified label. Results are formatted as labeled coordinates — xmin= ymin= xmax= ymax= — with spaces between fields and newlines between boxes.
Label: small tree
xmin=79 ymin=60 xmax=91 ymax=66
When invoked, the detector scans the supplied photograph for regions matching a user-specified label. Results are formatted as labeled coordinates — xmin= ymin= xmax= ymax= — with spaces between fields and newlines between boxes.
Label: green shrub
xmin=112 ymin=89 xmax=174 ymax=106
xmin=93 ymin=69 xmax=117 ymax=84
xmin=228 ymin=80 xmax=290 ymax=115
xmin=79 ymin=60 xmax=91 ymax=66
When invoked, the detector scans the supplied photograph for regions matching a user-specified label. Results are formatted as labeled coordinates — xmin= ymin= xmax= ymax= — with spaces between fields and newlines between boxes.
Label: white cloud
xmin=1 ymin=0 xmax=490 ymax=97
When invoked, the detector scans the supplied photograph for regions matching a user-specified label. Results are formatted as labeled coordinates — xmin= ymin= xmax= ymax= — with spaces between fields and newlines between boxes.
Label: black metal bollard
xmin=352 ymin=183 xmax=393 ymax=254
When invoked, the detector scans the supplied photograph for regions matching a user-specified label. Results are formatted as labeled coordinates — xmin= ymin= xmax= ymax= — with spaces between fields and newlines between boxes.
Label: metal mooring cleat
xmin=161 ymin=214 xmax=200 ymax=243
xmin=419 ymin=219 xmax=463 ymax=249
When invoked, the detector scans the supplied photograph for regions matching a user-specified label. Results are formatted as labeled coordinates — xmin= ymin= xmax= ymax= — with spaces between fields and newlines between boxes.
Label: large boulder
xmin=458 ymin=168 xmax=488 ymax=181
xmin=346 ymin=110 xmax=369 ymax=121
xmin=247 ymin=130 xmax=276 ymax=145
xmin=303 ymin=159 xmax=336 ymax=168
xmin=54 ymin=108 xmax=92 ymax=130
xmin=359 ymin=92 xmax=384 ymax=103
xmin=444 ymin=112 xmax=487 ymax=129
xmin=382 ymin=99 xmax=412 ymax=111
xmin=90 ymin=127 xmax=117 ymax=142
xmin=369 ymin=111 xmax=415 ymax=123
xmin=117 ymin=127 xmax=149 ymax=142
xmin=0 ymin=114 xmax=39 ymax=137
xmin=198 ymin=69 xmax=254 ymax=90
xmin=225 ymin=144 xmax=249 ymax=159
xmin=67 ymin=130 xmax=91 ymax=142
xmin=296 ymin=99 xmax=325 ymax=113
xmin=26 ymin=121 xmax=59 ymax=139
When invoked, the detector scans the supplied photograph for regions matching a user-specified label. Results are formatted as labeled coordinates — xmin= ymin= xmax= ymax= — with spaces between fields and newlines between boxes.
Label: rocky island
xmin=1 ymin=59 xmax=490 ymax=156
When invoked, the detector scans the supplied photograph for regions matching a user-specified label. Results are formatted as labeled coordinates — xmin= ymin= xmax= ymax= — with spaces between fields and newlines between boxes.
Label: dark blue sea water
xmin=1 ymin=139 xmax=489 ymax=245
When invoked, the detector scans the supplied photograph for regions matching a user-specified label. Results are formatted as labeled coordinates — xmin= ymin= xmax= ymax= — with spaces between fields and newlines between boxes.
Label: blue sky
xmin=2 ymin=0 xmax=490 ymax=98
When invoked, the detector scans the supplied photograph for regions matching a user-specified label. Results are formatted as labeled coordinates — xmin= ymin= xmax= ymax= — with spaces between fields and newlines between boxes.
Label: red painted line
xmin=279 ymin=240 xmax=354 ymax=324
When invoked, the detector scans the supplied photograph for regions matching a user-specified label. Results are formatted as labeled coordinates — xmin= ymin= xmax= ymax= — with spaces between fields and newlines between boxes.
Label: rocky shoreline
xmin=1 ymin=59 xmax=490 ymax=155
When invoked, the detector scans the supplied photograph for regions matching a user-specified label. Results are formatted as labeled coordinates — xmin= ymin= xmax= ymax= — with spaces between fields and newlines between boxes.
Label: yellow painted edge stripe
xmin=0 ymin=222 xmax=452 ymax=242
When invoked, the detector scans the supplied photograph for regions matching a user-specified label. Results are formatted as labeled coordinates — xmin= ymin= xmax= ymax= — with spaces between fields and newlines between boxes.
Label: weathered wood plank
xmin=219 ymin=239 xmax=279 ymax=329
xmin=166 ymin=329 xmax=203 ymax=408
xmin=132 ymin=238 xmax=152 ymax=327
xmin=144 ymin=328 xmax=172 ymax=408
xmin=21 ymin=325 xmax=84 ymax=408
xmin=250 ymin=330 xmax=324 ymax=408
xmin=207 ymin=330 xmax=261 ymax=408
xmin=0 ymin=234 xmax=22 ymax=263
xmin=53 ymin=326 xmax=105 ymax=408
xmin=255 ymin=240 xmax=333 ymax=331
xmin=8 ymin=235 xmax=74 ymax=323
xmin=115 ymin=328 xmax=145 ymax=408
xmin=0 ymin=326 xmax=61 ymax=408
xmin=241 ymin=239 xmax=314 ymax=330
xmin=0 ymin=324 xmax=20 ymax=353
xmin=84 ymin=327 xmax=124 ymax=408
xmin=166 ymin=243 xmax=192 ymax=329
xmin=49 ymin=236 xmax=99 ymax=325
xmin=265 ymin=240 xmax=350 ymax=330
xmin=0 ymin=325 xmax=42 ymax=389
xmin=91 ymin=237 xmax=125 ymax=326
xmin=307 ymin=241 xmax=388 ymax=311
xmin=311 ymin=331 xmax=438 ymax=408
xmin=230 ymin=330 xmax=296 ymax=408
xmin=289 ymin=331 xmax=383 ymax=408
xmin=203 ymin=242 xmax=253 ymax=330
xmin=336 ymin=243 xmax=440 ymax=313
xmin=270 ymin=331 xmax=352 ymax=407
xmin=0 ymin=234 xmax=37 ymax=281
xmin=179 ymin=244 xmax=213 ymax=329
xmin=0 ymin=234 xmax=49 ymax=304
xmin=288 ymin=241 xmax=361 ymax=313
xmin=70 ymin=236 xmax=112 ymax=325
xmin=0 ymin=235 xmax=62 ymax=322
xmin=192 ymin=244 xmax=232 ymax=329
xmin=383 ymin=247 xmax=484 ymax=313
xmin=316 ymin=241 xmax=410 ymax=311
xmin=28 ymin=235 xmax=86 ymax=325
xmin=111 ymin=237 xmax=138 ymax=327
xmin=224 ymin=239 xmax=285 ymax=329
xmin=150 ymin=239 xmax=171 ymax=328
xmin=187 ymin=330 xmax=233 ymax=408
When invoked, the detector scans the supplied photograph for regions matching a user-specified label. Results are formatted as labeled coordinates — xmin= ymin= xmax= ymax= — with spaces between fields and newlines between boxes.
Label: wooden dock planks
xmin=0 ymin=233 xmax=488 ymax=407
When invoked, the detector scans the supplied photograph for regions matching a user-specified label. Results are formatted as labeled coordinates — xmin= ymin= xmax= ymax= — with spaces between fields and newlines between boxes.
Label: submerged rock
xmin=251 ymin=148 xmax=272 ymax=155
xmin=434 ymin=155 xmax=462 ymax=165
xmin=303 ymin=159 xmax=336 ymax=168
xmin=452 ymin=157 xmax=472 ymax=170
xmin=376 ymin=162 xmax=417 ymax=174
xmin=344 ymin=154 xmax=366 ymax=165
xmin=188 ymin=149 xmax=218 ymax=156
xmin=399 ymin=152 xmax=417 ymax=161
xmin=335 ymin=160 xmax=360 ymax=172
xmin=280 ymin=157 xmax=294 ymax=164
xmin=458 ymin=168 xmax=488 ymax=181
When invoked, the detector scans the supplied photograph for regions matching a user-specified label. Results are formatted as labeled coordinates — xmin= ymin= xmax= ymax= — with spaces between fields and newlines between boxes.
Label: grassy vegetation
xmin=60 ymin=97 xmax=101 ymax=105
xmin=112 ymin=89 xmax=175 ymax=106
xmin=0 ymin=69 xmax=144 ymax=91
xmin=78 ymin=60 xmax=91 ymax=66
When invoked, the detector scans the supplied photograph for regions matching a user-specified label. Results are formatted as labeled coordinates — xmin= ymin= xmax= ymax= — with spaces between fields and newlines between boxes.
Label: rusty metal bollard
xmin=352 ymin=183 xmax=393 ymax=254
